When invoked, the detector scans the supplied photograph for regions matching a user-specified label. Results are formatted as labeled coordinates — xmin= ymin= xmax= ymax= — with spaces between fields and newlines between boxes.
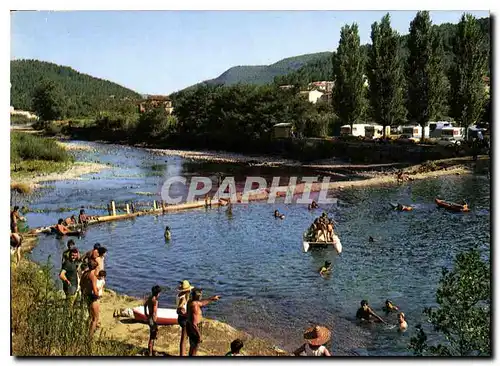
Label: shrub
xmin=11 ymin=132 xmax=73 ymax=163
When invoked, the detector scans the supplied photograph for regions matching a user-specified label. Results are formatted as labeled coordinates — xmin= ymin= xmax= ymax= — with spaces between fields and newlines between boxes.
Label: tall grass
xmin=11 ymin=132 xmax=73 ymax=163
xmin=11 ymin=258 xmax=139 ymax=356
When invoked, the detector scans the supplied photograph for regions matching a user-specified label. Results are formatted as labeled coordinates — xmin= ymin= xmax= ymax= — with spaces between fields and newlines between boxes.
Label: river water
xmin=15 ymin=141 xmax=490 ymax=356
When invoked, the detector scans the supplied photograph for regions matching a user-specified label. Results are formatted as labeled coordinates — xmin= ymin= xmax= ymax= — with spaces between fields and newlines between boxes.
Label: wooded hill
xmin=10 ymin=59 xmax=142 ymax=117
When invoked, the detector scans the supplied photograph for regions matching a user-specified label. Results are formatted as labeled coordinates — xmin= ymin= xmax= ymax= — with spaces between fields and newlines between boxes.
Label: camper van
xmin=400 ymin=125 xmax=430 ymax=141
xmin=364 ymin=125 xmax=385 ymax=139
xmin=428 ymin=121 xmax=455 ymax=138
xmin=340 ymin=124 xmax=373 ymax=137
xmin=437 ymin=127 xmax=465 ymax=146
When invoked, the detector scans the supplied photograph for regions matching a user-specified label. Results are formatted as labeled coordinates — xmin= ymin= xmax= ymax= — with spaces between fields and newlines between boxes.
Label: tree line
xmin=333 ymin=12 xmax=489 ymax=138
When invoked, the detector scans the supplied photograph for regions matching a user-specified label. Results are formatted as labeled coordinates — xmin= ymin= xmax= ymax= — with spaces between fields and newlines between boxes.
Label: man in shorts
xmin=144 ymin=285 xmax=162 ymax=356
xmin=186 ymin=288 xmax=221 ymax=356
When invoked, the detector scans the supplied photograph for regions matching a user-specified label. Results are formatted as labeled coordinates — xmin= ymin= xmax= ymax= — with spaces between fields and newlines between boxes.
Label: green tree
xmin=332 ymin=23 xmax=365 ymax=130
xmin=449 ymin=13 xmax=488 ymax=128
xmin=31 ymin=79 xmax=65 ymax=121
xmin=409 ymin=248 xmax=490 ymax=356
xmin=135 ymin=107 xmax=173 ymax=142
xmin=406 ymin=11 xmax=448 ymax=140
xmin=367 ymin=14 xmax=407 ymax=136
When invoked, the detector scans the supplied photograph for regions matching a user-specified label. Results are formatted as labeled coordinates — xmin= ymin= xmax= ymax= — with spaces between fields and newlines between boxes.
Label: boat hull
xmin=303 ymin=234 xmax=342 ymax=254
xmin=435 ymin=198 xmax=469 ymax=212
xmin=132 ymin=306 xmax=178 ymax=326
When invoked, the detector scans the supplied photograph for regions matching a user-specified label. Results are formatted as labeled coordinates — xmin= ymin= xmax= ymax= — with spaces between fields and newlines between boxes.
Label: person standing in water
xmin=398 ymin=312 xmax=408 ymax=332
xmin=186 ymin=288 xmax=221 ymax=356
xmin=177 ymin=280 xmax=194 ymax=356
xmin=144 ymin=285 xmax=162 ymax=356
xmin=356 ymin=300 xmax=387 ymax=324
xmin=319 ymin=261 xmax=332 ymax=277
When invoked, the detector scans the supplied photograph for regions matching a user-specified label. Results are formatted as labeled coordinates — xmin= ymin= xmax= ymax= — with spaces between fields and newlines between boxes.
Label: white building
xmin=300 ymin=90 xmax=324 ymax=104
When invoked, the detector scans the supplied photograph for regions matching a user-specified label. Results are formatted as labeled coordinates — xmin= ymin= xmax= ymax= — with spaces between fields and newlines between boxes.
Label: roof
xmin=273 ymin=123 xmax=293 ymax=127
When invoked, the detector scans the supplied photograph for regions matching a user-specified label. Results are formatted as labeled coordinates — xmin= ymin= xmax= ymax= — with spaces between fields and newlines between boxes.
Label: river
xmin=13 ymin=141 xmax=491 ymax=356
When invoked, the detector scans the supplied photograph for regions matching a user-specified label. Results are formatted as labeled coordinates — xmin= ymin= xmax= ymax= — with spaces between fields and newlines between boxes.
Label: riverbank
xmin=10 ymin=251 xmax=289 ymax=356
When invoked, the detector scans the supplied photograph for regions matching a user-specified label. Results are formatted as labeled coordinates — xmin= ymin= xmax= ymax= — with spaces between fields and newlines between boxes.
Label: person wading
xmin=177 ymin=280 xmax=194 ymax=356
xmin=186 ymin=288 xmax=221 ymax=356
xmin=144 ymin=285 xmax=162 ymax=356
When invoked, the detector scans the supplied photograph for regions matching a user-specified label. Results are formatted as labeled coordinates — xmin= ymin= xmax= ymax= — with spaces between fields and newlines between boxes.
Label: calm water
xmin=17 ymin=141 xmax=490 ymax=356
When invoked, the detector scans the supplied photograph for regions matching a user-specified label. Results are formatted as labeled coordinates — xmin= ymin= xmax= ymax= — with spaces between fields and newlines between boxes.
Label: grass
xmin=11 ymin=132 xmax=73 ymax=162
xmin=11 ymin=257 xmax=141 ymax=356
xmin=11 ymin=160 xmax=72 ymax=180
xmin=10 ymin=182 xmax=33 ymax=194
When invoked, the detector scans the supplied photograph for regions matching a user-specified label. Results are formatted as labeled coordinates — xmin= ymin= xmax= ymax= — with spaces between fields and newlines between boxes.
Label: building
xmin=279 ymin=85 xmax=294 ymax=90
xmin=300 ymin=90 xmax=324 ymax=104
xmin=307 ymin=81 xmax=335 ymax=93
xmin=138 ymin=95 xmax=174 ymax=115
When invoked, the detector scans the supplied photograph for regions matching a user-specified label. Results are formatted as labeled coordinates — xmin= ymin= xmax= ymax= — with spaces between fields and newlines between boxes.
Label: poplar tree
xmin=406 ymin=11 xmax=447 ymax=140
xmin=367 ymin=14 xmax=406 ymax=137
xmin=332 ymin=23 xmax=365 ymax=130
xmin=449 ymin=13 xmax=488 ymax=129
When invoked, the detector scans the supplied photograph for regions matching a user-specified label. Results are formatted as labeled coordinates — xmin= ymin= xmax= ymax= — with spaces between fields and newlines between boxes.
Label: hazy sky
xmin=10 ymin=10 xmax=490 ymax=95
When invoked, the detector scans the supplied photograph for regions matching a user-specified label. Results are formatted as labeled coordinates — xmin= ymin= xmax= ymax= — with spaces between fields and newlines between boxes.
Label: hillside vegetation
xmin=10 ymin=59 xmax=142 ymax=118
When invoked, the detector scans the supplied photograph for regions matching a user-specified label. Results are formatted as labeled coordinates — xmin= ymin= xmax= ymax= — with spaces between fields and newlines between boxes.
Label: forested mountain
xmin=275 ymin=17 xmax=490 ymax=86
xmin=193 ymin=52 xmax=332 ymax=88
xmin=10 ymin=59 xmax=142 ymax=117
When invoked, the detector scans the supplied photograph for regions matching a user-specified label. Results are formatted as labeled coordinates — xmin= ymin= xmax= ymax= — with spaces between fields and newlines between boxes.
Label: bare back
xmin=145 ymin=295 xmax=158 ymax=321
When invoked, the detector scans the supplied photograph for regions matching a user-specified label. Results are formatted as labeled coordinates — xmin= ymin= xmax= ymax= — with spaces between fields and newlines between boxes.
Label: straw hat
xmin=303 ymin=325 xmax=331 ymax=346
xmin=178 ymin=280 xmax=194 ymax=292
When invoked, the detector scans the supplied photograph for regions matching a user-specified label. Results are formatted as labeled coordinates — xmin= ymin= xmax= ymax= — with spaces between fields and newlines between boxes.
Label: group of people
xmin=356 ymin=299 xmax=408 ymax=332
xmin=53 ymin=209 xmax=94 ymax=236
xmin=137 ymin=280 xmax=221 ymax=356
xmin=58 ymin=240 xmax=108 ymax=337
xmin=306 ymin=212 xmax=337 ymax=243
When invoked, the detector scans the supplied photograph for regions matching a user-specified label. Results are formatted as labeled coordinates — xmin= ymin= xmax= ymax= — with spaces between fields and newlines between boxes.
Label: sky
xmin=10 ymin=10 xmax=490 ymax=95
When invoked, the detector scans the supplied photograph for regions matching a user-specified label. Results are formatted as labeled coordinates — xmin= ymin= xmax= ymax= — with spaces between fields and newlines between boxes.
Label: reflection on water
xmin=22 ymin=141 xmax=490 ymax=356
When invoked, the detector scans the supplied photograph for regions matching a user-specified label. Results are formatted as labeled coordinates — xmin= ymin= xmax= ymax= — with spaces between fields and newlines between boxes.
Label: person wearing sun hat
xmin=293 ymin=325 xmax=332 ymax=356
xmin=177 ymin=280 xmax=194 ymax=356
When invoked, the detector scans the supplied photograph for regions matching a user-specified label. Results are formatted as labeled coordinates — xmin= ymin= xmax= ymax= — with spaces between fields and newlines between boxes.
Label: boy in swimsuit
xmin=144 ymin=285 xmax=162 ymax=356
xmin=186 ymin=288 xmax=221 ymax=356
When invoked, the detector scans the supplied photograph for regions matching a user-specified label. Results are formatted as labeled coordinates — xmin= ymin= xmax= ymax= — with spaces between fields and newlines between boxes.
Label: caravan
xmin=437 ymin=127 xmax=465 ymax=146
xmin=340 ymin=124 xmax=373 ymax=137
xmin=400 ymin=125 xmax=430 ymax=141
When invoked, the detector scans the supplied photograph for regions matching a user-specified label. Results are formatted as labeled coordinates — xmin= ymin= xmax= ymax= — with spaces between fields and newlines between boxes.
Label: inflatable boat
xmin=303 ymin=233 xmax=342 ymax=254
xmin=132 ymin=306 xmax=178 ymax=325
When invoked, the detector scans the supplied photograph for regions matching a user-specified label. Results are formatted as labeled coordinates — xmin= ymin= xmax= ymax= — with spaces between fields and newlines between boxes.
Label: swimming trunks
xmin=186 ymin=321 xmax=201 ymax=347
xmin=148 ymin=317 xmax=158 ymax=340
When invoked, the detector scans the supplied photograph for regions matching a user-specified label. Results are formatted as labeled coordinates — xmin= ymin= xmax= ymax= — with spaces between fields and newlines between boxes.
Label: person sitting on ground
xmin=319 ymin=261 xmax=332 ymax=277
xmin=225 ymin=339 xmax=244 ymax=356
xmin=113 ymin=307 xmax=134 ymax=318
xmin=59 ymin=248 xmax=80 ymax=305
xmin=398 ymin=312 xmax=408 ymax=332
xmin=61 ymin=239 xmax=77 ymax=264
xmin=10 ymin=232 xmax=23 ymax=265
xmin=144 ymin=285 xmax=162 ymax=357
xmin=293 ymin=325 xmax=332 ymax=356
xmin=55 ymin=219 xmax=71 ymax=235
xmin=164 ymin=226 xmax=171 ymax=240
xmin=383 ymin=299 xmax=400 ymax=313
xmin=356 ymin=300 xmax=387 ymax=324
